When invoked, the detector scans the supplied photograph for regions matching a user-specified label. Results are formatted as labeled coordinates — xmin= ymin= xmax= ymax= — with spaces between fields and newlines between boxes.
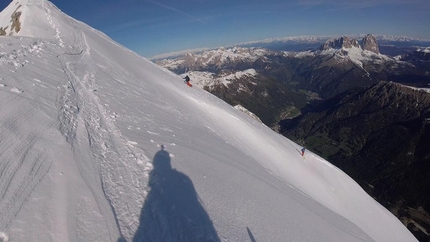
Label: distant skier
xmin=301 ymin=147 xmax=306 ymax=156
xmin=182 ymin=76 xmax=193 ymax=87
xmin=183 ymin=75 xmax=192 ymax=87
xmin=184 ymin=75 xmax=190 ymax=83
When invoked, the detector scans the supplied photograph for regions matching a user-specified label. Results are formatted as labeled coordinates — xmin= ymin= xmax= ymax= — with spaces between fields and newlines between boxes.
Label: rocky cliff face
xmin=320 ymin=34 xmax=380 ymax=54
xmin=320 ymin=36 xmax=360 ymax=50
xmin=361 ymin=34 xmax=380 ymax=54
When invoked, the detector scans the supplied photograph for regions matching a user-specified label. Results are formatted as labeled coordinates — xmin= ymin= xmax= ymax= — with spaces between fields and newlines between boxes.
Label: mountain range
xmin=151 ymin=34 xmax=430 ymax=60
xmin=155 ymin=34 xmax=430 ymax=125
xmin=155 ymin=35 xmax=430 ymax=241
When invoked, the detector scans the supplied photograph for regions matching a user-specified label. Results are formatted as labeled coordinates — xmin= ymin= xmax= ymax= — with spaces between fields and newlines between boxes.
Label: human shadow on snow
xmin=133 ymin=145 xmax=220 ymax=242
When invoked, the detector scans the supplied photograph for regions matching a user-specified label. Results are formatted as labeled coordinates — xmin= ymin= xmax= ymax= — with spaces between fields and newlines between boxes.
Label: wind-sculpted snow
xmin=0 ymin=0 xmax=419 ymax=242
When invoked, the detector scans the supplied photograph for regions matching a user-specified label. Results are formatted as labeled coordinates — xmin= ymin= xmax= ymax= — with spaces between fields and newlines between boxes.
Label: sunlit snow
xmin=0 ymin=0 xmax=418 ymax=242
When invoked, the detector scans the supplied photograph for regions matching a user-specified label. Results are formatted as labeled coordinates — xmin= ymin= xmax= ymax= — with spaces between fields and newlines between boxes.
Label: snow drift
xmin=0 ymin=0 xmax=417 ymax=241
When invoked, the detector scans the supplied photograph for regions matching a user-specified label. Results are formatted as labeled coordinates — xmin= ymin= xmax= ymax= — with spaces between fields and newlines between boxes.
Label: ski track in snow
xmin=52 ymin=17 xmax=152 ymax=240
xmin=0 ymin=100 xmax=53 ymax=231
xmin=0 ymin=37 xmax=55 ymax=237
xmin=1 ymin=2 xmax=153 ymax=239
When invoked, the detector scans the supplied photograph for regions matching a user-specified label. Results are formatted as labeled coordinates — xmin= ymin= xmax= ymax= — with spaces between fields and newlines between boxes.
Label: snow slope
xmin=0 ymin=0 xmax=417 ymax=242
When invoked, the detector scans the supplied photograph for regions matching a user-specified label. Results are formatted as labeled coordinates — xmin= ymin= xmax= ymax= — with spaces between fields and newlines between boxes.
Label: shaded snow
xmin=0 ymin=1 xmax=418 ymax=242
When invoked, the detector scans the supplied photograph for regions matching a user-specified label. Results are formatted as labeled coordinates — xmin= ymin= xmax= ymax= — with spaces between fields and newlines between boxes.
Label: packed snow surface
xmin=0 ymin=0 xmax=417 ymax=242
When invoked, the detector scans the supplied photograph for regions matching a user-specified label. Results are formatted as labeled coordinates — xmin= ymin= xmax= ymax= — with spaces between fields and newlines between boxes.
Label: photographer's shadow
xmin=133 ymin=145 xmax=220 ymax=242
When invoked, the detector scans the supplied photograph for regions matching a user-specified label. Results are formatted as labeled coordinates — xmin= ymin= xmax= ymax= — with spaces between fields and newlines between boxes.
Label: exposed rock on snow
xmin=320 ymin=34 xmax=380 ymax=55
xmin=0 ymin=2 xmax=22 ymax=35
xmin=320 ymin=36 xmax=360 ymax=50
xmin=361 ymin=34 xmax=380 ymax=54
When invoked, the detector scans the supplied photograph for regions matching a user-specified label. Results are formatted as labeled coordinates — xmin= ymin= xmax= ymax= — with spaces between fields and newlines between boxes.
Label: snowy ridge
xmin=201 ymin=47 xmax=265 ymax=65
xmin=398 ymin=82 xmax=430 ymax=93
xmin=0 ymin=1 xmax=418 ymax=242
xmin=181 ymin=68 xmax=257 ymax=90
xmin=234 ymin=105 xmax=263 ymax=123
xmin=155 ymin=46 xmax=268 ymax=64
xmin=222 ymin=69 xmax=257 ymax=82
xmin=316 ymin=46 xmax=404 ymax=71
xmin=417 ymin=47 xmax=430 ymax=53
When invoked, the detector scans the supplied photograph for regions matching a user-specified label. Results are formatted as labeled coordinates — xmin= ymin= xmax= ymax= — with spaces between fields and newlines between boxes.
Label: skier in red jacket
xmin=183 ymin=75 xmax=192 ymax=87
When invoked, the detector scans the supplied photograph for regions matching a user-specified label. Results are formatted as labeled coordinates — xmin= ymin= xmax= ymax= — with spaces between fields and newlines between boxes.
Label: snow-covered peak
xmin=1 ymin=0 xmax=52 ymax=37
xmin=318 ymin=42 xmax=394 ymax=69
xmin=0 ymin=0 xmax=85 ymax=51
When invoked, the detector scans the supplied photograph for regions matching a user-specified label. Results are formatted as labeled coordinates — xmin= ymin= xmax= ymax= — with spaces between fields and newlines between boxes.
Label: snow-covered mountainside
xmin=316 ymin=45 xmax=396 ymax=70
xmin=156 ymin=47 xmax=267 ymax=71
xmin=154 ymin=40 xmax=409 ymax=103
xmin=156 ymin=34 xmax=423 ymax=100
xmin=0 ymin=1 xmax=418 ymax=242
xmin=156 ymin=36 xmax=403 ymax=82
xmin=182 ymin=69 xmax=258 ymax=90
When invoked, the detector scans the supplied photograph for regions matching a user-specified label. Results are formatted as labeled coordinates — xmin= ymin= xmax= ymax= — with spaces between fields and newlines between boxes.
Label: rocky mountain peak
xmin=320 ymin=36 xmax=360 ymax=50
xmin=361 ymin=34 xmax=380 ymax=54
xmin=319 ymin=34 xmax=380 ymax=54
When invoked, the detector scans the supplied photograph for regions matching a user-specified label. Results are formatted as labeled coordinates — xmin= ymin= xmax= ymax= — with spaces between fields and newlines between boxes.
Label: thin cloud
xmin=144 ymin=0 xmax=206 ymax=24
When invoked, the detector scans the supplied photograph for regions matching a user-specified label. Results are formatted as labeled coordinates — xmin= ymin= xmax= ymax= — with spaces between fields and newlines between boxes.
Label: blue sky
xmin=2 ymin=0 xmax=430 ymax=57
